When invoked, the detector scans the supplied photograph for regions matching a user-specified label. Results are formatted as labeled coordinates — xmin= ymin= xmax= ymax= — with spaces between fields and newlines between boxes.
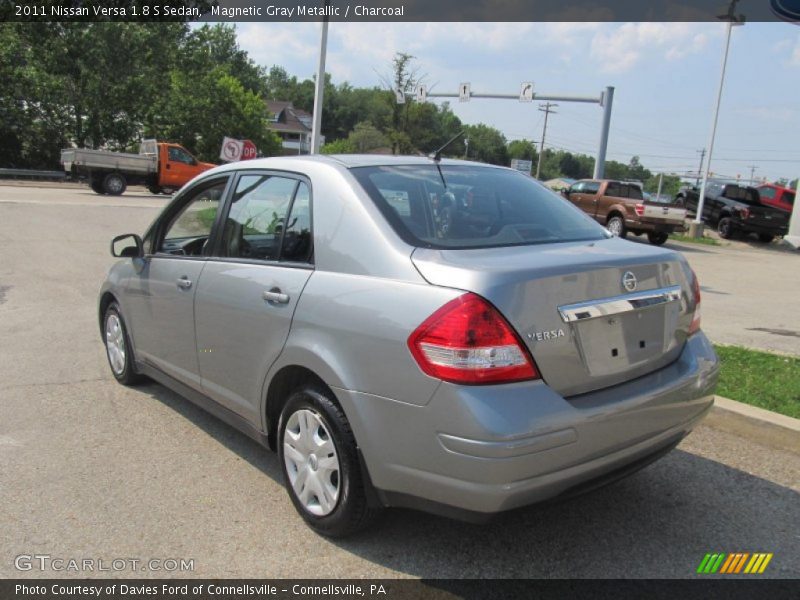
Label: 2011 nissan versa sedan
xmin=100 ymin=155 xmax=719 ymax=537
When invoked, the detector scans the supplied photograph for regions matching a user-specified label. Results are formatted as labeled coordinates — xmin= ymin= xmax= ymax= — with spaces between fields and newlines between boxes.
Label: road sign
xmin=459 ymin=83 xmax=471 ymax=102
xmin=510 ymin=158 xmax=533 ymax=175
xmin=241 ymin=139 xmax=257 ymax=160
xmin=220 ymin=137 xmax=244 ymax=162
xmin=519 ymin=82 xmax=534 ymax=102
xmin=416 ymin=84 xmax=427 ymax=103
xmin=394 ymin=87 xmax=406 ymax=104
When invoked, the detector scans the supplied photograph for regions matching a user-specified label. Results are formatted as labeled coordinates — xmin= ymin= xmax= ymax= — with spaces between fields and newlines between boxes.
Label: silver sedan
xmin=99 ymin=155 xmax=718 ymax=537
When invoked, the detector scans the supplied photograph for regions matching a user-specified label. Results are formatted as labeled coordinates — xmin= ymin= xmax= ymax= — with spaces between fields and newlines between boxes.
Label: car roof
xmin=208 ymin=154 xmax=504 ymax=173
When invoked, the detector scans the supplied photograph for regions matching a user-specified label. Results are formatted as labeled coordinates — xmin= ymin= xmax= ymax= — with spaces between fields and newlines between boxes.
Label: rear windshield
xmin=350 ymin=165 xmax=607 ymax=249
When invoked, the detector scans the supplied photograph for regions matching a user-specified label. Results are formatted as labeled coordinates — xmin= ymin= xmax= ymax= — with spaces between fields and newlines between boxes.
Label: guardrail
xmin=0 ymin=168 xmax=67 ymax=180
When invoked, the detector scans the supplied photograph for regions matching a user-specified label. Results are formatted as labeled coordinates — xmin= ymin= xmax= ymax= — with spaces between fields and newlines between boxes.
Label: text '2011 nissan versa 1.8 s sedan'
xmin=100 ymin=155 xmax=719 ymax=537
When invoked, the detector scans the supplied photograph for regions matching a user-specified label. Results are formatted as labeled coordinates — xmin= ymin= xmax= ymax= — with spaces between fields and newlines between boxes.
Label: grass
xmin=669 ymin=233 xmax=721 ymax=246
xmin=714 ymin=344 xmax=800 ymax=419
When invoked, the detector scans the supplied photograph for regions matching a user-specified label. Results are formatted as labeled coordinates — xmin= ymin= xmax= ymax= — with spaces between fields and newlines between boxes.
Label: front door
xmin=161 ymin=144 xmax=201 ymax=190
xmin=125 ymin=178 xmax=228 ymax=388
xmin=194 ymin=173 xmax=314 ymax=422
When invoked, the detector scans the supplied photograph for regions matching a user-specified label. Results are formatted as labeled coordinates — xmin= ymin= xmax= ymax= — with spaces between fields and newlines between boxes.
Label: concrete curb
xmin=705 ymin=395 xmax=800 ymax=453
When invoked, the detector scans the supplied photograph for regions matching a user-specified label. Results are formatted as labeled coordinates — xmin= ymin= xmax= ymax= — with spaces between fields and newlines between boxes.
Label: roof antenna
xmin=429 ymin=130 xmax=465 ymax=163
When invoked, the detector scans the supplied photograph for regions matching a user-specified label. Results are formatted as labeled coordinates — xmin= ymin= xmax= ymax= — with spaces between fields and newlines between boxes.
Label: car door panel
xmin=125 ymin=258 xmax=206 ymax=388
xmin=194 ymin=263 xmax=312 ymax=421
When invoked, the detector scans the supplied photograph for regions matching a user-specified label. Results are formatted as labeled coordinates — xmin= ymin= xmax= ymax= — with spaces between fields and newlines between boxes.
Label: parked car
xmin=100 ymin=156 xmax=718 ymax=537
xmin=61 ymin=139 xmax=215 ymax=196
xmin=756 ymin=183 xmax=795 ymax=213
xmin=676 ymin=182 xmax=789 ymax=242
xmin=562 ymin=179 xmax=686 ymax=245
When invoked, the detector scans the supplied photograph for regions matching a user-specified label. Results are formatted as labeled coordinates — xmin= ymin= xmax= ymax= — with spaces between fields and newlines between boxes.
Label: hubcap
xmin=105 ymin=314 xmax=126 ymax=375
xmin=608 ymin=218 xmax=622 ymax=236
xmin=283 ymin=409 xmax=340 ymax=516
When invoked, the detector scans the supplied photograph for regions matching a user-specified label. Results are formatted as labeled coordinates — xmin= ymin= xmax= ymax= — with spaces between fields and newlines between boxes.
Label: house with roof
xmin=266 ymin=101 xmax=318 ymax=155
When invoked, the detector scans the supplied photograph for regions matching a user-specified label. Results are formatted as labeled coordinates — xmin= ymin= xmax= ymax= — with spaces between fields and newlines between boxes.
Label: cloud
xmin=588 ymin=23 xmax=714 ymax=74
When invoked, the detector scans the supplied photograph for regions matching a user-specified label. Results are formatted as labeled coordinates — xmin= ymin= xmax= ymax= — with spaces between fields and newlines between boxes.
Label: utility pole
xmin=692 ymin=0 xmax=744 ymax=237
xmin=310 ymin=0 xmax=330 ymax=154
xmin=696 ymin=149 xmax=706 ymax=186
xmin=747 ymin=165 xmax=757 ymax=184
xmin=535 ymin=102 xmax=558 ymax=179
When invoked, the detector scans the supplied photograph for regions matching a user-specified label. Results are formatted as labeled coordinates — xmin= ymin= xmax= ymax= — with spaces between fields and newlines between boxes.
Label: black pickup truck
xmin=676 ymin=182 xmax=789 ymax=242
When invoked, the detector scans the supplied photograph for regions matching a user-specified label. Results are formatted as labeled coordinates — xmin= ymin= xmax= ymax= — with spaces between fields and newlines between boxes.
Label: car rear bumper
xmin=737 ymin=221 xmax=787 ymax=236
xmin=627 ymin=217 xmax=685 ymax=233
xmin=333 ymin=332 xmax=719 ymax=516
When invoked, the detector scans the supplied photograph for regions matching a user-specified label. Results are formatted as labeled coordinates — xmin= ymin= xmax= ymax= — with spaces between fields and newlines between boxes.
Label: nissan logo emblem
xmin=622 ymin=271 xmax=638 ymax=292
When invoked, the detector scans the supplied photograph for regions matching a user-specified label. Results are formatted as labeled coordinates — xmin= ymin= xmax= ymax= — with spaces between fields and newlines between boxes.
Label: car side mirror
xmin=561 ymin=188 xmax=570 ymax=197
xmin=111 ymin=233 xmax=144 ymax=258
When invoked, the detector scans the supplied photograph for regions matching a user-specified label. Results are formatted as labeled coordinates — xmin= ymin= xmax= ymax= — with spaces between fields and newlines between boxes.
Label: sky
xmin=232 ymin=21 xmax=800 ymax=183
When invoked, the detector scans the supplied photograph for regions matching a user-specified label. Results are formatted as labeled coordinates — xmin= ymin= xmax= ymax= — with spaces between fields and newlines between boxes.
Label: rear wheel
xmin=717 ymin=217 xmax=735 ymax=239
xmin=647 ymin=231 xmax=669 ymax=246
xmin=607 ymin=214 xmax=627 ymax=238
xmin=90 ymin=179 xmax=105 ymax=195
xmin=278 ymin=385 xmax=381 ymax=537
xmin=102 ymin=172 xmax=127 ymax=196
xmin=757 ymin=233 xmax=775 ymax=243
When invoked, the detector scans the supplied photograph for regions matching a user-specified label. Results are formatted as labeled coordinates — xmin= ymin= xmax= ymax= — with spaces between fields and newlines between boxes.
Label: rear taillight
xmin=634 ymin=204 xmax=645 ymax=217
xmin=688 ymin=268 xmax=701 ymax=335
xmin=407 ymin=293 xmax=540 ymax=385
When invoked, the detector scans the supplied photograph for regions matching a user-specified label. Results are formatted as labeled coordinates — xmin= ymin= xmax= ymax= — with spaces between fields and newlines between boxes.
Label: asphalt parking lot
xmin=1 ymin=184 xmax=798 ymax=579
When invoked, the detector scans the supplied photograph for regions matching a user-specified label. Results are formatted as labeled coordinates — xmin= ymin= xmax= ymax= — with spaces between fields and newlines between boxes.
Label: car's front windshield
xmin=351 ymin=164 xmax=608 ymax=249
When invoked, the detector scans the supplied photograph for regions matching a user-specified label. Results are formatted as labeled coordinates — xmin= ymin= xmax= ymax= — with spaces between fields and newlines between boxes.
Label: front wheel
xmin=607 ymin=215 xmax=627 ymax=238
xmin=717 ymin=217 xmax=735 ymax=239
xmin=103 ymin=302 xmax=144 ymax=386
xmin=647 ymin=231 xmax=669 ymax=246
xmin=147 ymin=185 xmax=162 ymax=195
xmin=278 ymin=385 xmax=381 ymax=537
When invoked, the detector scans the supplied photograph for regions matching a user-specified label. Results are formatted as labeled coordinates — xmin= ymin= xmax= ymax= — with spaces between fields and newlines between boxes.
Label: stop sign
xmin=241 ymin=140 xmax=257 ymax=160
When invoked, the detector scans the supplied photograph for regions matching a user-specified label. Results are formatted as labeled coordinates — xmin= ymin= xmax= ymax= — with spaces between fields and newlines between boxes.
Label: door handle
xmin=263 ymin=289 xmax=290 ymax=304
xmin=176 ymin=277 xmax=192 ymax=289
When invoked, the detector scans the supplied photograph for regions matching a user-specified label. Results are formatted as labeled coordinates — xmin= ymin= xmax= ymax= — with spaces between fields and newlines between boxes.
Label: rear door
xmin=194 ymin=171 xmax=314 ymax=422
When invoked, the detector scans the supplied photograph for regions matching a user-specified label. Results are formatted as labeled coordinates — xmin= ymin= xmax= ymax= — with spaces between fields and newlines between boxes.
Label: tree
xmin=348 ymin=122 xmax=389 ymax=153
xmin=507 ymin=139 xmax=538 ymax=162
xmin=463 ymin=124 xmax=508 ymax=165
xmin=321 ymin=138 xmax=356 ymax=154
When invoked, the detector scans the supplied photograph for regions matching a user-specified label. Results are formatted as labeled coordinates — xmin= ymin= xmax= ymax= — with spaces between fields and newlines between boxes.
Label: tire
xmin=278 ymin=385 xmax=381 ymax=537
xmin=102 ymin=172 xmax=127 ymax=196
xmin=103 ymin=302 xmax=144 ymax=386
xmin=647 ymin=231 xmax=669 ymax=246
xmin=607 ymin=214 xmax=627 ymax=238
xmin=147 ymin=185 xmax=162 ymax=195
xmin=758 ymin=233 xmax=775 ymax=243
xmin=90 ymin=179 xmax=105 ymax=195
xmin=717 ymin=217 xmax=735 ymax=239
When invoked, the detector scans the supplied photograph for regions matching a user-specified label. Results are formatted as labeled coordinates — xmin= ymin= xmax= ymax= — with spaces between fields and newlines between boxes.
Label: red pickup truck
xmin=756 ymin=183 xmax=795 ymax=213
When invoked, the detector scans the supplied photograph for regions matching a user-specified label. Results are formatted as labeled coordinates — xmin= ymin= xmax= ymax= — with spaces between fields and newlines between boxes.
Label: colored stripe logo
xmin=697 ymin=553 xmax=773 ymax=574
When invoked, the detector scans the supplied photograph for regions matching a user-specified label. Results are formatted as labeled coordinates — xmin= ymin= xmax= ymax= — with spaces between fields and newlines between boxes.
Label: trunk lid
xmin=411 ymin=237 xmax=696 ymax=397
